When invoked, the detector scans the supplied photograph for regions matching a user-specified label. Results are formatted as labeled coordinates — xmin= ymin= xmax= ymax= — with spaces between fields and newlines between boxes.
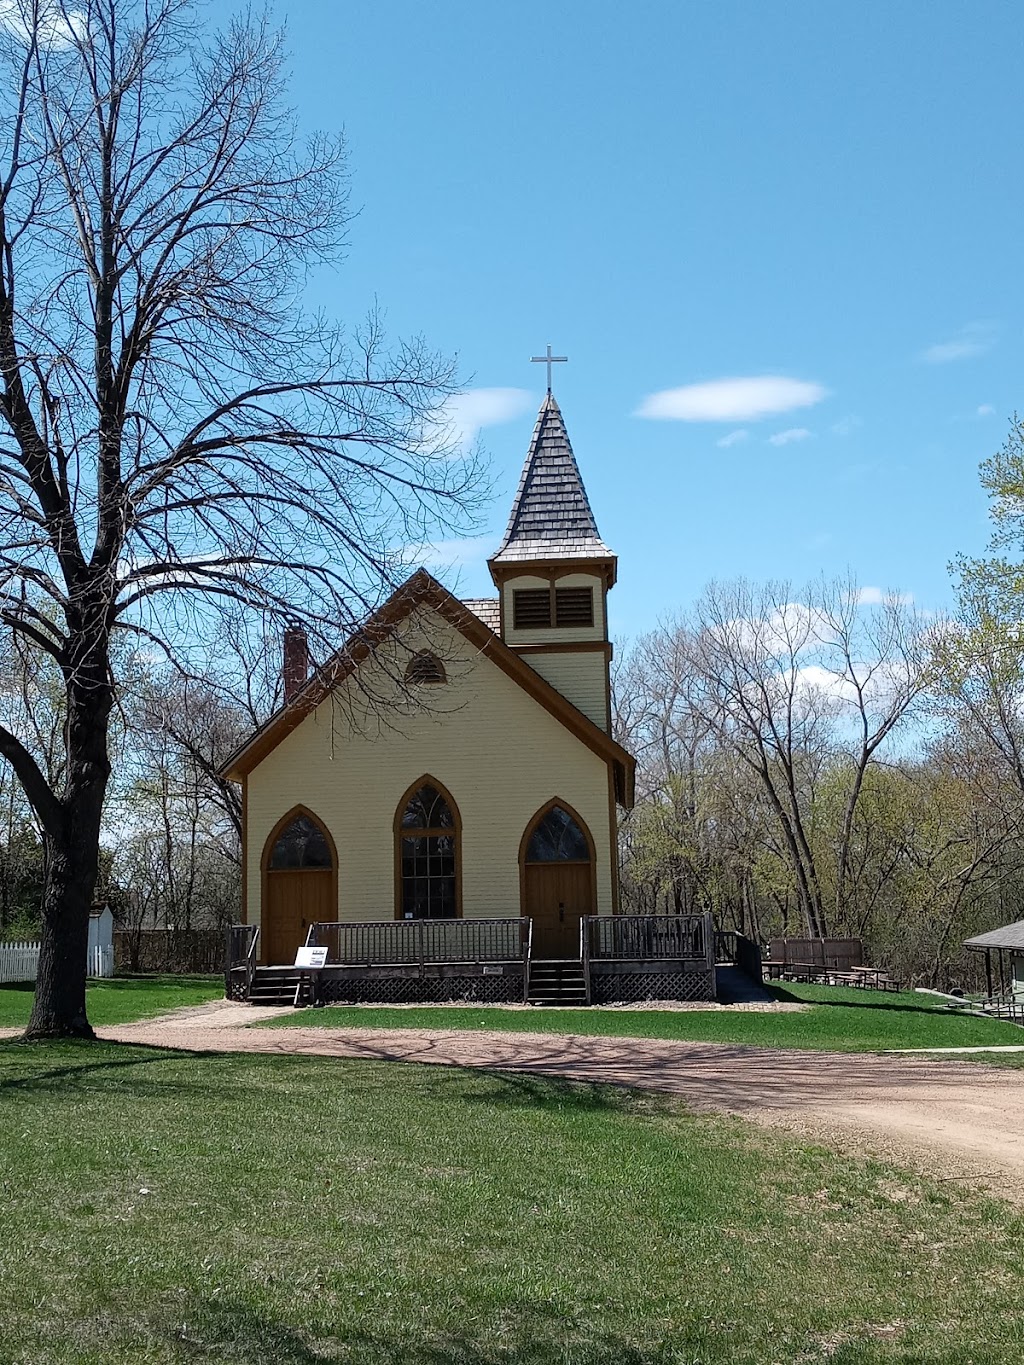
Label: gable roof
xmin=964 ymin=920 xmax=1024 ymax=952
xmin=221 ymin=568 xmax=634 ymax=805
xmin=490 ymin=393 xmax=615 ymax=567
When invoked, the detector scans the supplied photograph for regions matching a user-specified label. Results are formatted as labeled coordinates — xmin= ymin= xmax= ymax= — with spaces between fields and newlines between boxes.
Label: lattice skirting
xmin=590 ymin=969 xmax=715 ymax=1005
xmin=317 ymin=972 xmax=524 ymax=1005
xmin=226 ymin=968 xmax=249 ymax=1002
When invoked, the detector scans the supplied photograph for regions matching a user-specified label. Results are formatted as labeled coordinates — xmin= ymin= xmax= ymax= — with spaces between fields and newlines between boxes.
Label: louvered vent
xmin=555 ymin=587 xmax=594 ymax=627
xmin=405 ymin=651 xmax=446 ymax=684
xmin=513 ymin=589 xmax=552 ymax=629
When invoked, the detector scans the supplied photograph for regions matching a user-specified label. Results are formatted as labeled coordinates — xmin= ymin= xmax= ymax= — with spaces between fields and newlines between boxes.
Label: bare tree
xmin=0 ymin=1 xmax=483 ymax=1037
xmin=690 ymin=577 xmax=926 ymax=937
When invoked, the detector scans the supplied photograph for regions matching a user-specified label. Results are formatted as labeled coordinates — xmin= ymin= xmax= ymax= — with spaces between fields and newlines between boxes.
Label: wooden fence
xmin=767 ymin=937 xmax=864 ymax=972
xmin=115 ymin=928 xmax=225 ymax=974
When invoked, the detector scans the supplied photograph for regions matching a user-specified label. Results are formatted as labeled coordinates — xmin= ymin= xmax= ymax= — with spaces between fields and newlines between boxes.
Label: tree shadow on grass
xmin=0 ymin=1040 xmax=224 ymax=1094
xmin=459 ymin=1069 xmax=674 ymax=1118
xmin=771 ymin=986 xmax=970 ymax=1018
xmin=168 ymin=1296 xmax=704 ymax=1365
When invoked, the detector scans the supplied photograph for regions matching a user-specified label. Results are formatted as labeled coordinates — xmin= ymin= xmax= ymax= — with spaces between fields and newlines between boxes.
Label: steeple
xmin=487 ymin=389 xmax=617 ymax=734
xmin=490 ymin=392 xmax=615 ymax=573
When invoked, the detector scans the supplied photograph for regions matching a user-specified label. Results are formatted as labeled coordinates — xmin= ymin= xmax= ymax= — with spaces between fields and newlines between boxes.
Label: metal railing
xmin=225 ymin=923 xmax=259 ymax=997
xmin=977 ymin=993 xmax=1024 ymax=1025
xmin=305 ymin=918 xmax=531 ymax=966
xmin=583 ymin=912 xmax=714 ymax=966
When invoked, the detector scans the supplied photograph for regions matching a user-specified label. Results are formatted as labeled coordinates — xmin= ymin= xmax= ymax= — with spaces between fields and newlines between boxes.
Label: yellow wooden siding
xmin=523 ymin=651 xmax=609 ymax=731
xmin=501 ymin=572 xmax=606 ymax=646
xmin=245 ymin=607 xmax=615 ymax=930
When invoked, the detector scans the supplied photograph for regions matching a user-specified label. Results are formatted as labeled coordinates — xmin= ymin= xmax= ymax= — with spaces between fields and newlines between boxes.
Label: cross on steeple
xmin=530 ymin=343 xmax=567 ymax=393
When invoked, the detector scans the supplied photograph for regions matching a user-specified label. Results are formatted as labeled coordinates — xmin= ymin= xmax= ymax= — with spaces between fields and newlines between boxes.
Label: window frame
xmin=393 ymin=776 xmax=462 ymax=921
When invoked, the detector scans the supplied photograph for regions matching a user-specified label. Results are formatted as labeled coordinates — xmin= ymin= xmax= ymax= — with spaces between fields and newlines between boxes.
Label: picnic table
xmin=762 ymin=961 xmax=901 ymax=991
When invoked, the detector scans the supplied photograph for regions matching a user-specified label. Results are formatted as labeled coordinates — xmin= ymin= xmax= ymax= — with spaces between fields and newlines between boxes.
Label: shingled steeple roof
xmin=490 ymin=393 xmax=615 ymax=566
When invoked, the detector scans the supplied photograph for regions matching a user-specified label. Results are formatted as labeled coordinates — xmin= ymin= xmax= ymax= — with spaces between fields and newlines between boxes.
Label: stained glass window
xmin=269 ymin=814 xmax=332 ymax=869
xmin=399 ymin=784 xmax=457 ymax=918
xmin=401 ymin=785 xmax=455 ymax=831
xmin=526 ymin=806 xmax=590 ymax=863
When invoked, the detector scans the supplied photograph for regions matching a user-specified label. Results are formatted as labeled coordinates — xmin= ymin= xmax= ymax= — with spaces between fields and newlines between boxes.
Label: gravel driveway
xmin=81 ymin=999 xmax=1024 ymax=1203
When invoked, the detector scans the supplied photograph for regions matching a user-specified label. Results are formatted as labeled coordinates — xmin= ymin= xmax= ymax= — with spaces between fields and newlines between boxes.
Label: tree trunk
xmin=24 ymin=827 xmax=99 ymax=1038
xmin=24 ymin=635 xmax=113 ymax=1040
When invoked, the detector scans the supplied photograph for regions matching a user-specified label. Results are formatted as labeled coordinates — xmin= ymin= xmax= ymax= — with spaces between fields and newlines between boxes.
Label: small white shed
xmin=87 ymin=904 xmax=115 ymax=976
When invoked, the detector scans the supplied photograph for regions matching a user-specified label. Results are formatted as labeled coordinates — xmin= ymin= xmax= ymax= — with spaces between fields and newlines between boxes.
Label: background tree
xmin=0 ymin=0 xmax=483 ymax=1037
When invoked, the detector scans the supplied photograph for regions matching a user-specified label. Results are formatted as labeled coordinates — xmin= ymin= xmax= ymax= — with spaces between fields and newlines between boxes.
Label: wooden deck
xmin=227 ymin=914 xmax=720 ymax=1006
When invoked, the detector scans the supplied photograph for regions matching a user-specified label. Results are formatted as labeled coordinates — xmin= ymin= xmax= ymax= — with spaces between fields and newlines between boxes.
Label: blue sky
xmin=272 ymin=0 xmax=1023 ymax=638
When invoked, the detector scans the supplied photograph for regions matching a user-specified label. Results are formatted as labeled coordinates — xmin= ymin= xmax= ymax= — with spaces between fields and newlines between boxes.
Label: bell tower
xmin=488 ymin=383 xmax=616 ymax=732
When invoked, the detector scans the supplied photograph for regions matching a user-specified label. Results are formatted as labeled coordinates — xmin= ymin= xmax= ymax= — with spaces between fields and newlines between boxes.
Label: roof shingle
xmin=462 ymin=598 xmax=500 ymax=633
xmin=491 ymin=393 xmax=615 ymax=564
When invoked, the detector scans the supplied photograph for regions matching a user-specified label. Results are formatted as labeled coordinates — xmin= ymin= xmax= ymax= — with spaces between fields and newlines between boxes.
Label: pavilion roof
xmin=964 ymin=920 xmax=1024 ymax=952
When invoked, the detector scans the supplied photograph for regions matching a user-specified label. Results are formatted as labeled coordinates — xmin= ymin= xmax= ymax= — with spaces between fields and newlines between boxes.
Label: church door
xmin=262 ymin=810 xmax=336 ymax=964
xmin=522 ymin=803 xmax=595 ymax=959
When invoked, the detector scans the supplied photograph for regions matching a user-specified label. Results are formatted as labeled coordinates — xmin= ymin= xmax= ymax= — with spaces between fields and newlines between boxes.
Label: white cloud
xmin=636 ymin=376 xmax=827 ymax=423
xmin=977 ymin=403 xmax=996 ymax=417
xmin=716 ymin=428 xmax=749 ymax=449
xmin=920 ymin=322 xmax=996 ymax=365
xmin=428 ymin=387 xmax=532 ymax=453
xmin=0 ymin=0 xmax=86 ymax=45
xmin=768 ymin=427 xmax=812 ymax=447
xmin=852 ymin=586 xmax=915 ymax=607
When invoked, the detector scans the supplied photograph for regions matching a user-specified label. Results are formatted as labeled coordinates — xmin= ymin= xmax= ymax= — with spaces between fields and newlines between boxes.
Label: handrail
xmin=523 ymin=917 xmax=533 ymax=1002
xmin=580 ymin=913 xmax=592 ymax=1004
xmin=246 ymin=925 xmax=260 ymax=998
xmin=225 ymin=923 xmax=259 ymax=999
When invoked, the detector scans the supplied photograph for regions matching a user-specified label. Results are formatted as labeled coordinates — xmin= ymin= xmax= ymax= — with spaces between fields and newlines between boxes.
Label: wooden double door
xmin=263 ymin=867 xmax=334 ymax=965
xmin=524 ymin=862 xmax=593 ymax=959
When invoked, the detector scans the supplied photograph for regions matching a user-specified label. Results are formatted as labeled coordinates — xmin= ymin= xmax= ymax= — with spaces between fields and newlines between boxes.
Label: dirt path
xmin=82 ymin=999 xmax=1024 ymax=1203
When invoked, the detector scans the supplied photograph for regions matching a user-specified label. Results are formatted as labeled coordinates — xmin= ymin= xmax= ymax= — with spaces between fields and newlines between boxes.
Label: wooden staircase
xmin=527 ymin=959 xmax=588 ymax=1006
xmin=249 ymin=966 xmax=304 ymax=1006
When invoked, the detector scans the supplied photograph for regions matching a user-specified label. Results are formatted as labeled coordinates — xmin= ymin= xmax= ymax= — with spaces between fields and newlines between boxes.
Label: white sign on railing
xmin=294 ymin=946 xmax=329 ymax=969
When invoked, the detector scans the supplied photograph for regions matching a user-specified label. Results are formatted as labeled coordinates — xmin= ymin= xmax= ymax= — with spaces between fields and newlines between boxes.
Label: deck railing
xmin=225 ymin=923 xmax=259 ymax=996
xmin=305 ymin=918 xmax=531 ymax=966
xmin=583 ymin=912 xmax=714 ymax=966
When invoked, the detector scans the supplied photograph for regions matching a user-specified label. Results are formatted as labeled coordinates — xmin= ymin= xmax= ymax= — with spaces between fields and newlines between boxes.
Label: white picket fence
xmin=0 ymin=941 xmax=39 ymax=983
xmin=0 ymin=941 xmax=114 ymax=983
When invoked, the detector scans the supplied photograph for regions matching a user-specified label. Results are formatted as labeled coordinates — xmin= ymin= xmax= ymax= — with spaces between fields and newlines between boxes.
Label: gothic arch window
xmin=395 ymin=778 xmax=460 ymax=919
xmin=405 ymin=651 xmax=447 ymax=685
xmin=523 ymin=803 xmax=593 ymax=864
xmin=265 ymin=810 xmax=334 ymax=869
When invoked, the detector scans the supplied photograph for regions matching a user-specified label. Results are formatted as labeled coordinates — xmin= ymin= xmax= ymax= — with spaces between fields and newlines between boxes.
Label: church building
xmin=223 ymin=388 xmax=637 ymax=973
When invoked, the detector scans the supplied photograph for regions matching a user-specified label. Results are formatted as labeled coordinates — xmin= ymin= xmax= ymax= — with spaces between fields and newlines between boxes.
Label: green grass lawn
xmin=260 ymin=982 xmax=1024 ymax=1053
xmin=0 ymin=974 xmax=223 ymax=1030
xmin=0 ymin=1042 xmax=1021 ymax=1364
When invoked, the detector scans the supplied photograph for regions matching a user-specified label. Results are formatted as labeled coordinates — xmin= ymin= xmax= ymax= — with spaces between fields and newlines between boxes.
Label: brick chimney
xmin=283 ymin=624 xmax=309 ymax=703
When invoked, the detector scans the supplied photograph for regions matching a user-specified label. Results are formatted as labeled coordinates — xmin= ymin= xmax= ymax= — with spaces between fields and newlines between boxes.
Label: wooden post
xmin=985 ymin=950 xmax=993 ymax=999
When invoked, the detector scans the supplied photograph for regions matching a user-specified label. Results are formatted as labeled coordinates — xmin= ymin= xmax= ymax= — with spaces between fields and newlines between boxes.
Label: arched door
xmin=521 ymin=802 xmax=595 ymax=959
xmin=262 ymin=809 xmax=337 ymax=963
